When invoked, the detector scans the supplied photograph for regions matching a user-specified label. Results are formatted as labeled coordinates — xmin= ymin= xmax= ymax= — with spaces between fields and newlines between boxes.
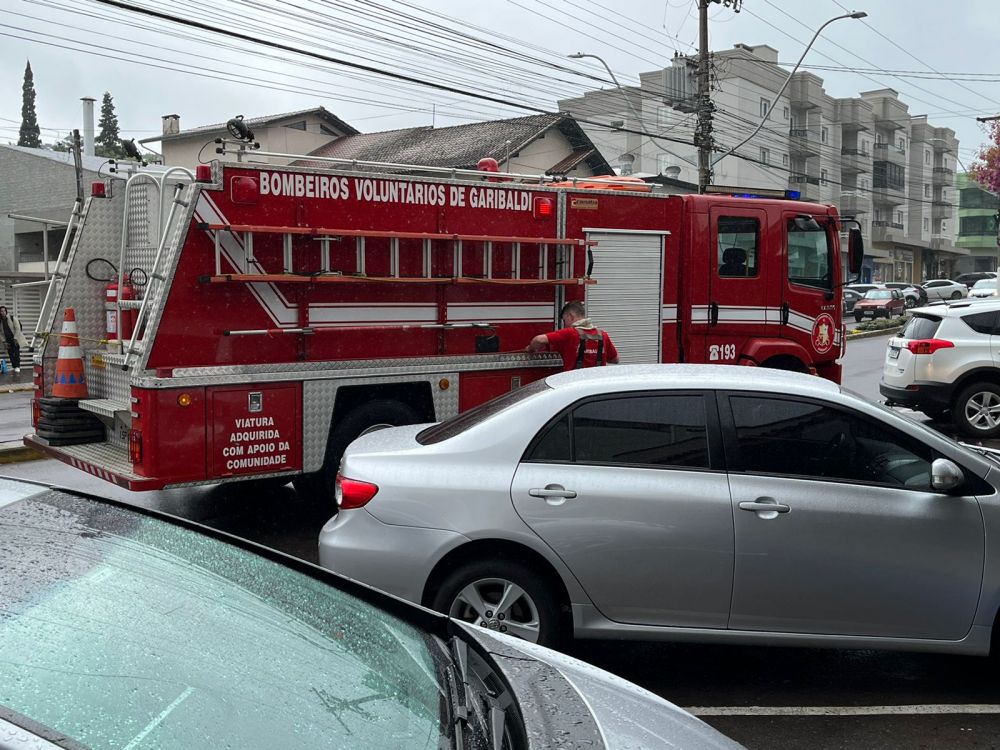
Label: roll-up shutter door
xmin=585 ymin=231 xmax=665 ymax=364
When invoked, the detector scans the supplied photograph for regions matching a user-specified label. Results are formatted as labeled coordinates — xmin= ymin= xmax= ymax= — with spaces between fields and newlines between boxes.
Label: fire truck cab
xmin=25 ymin=151 xmax=862 ymax=497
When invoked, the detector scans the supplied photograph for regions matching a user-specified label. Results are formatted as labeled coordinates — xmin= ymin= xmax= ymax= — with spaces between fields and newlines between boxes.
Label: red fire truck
xmin=25 ymin=149 xmax=863 ymax=496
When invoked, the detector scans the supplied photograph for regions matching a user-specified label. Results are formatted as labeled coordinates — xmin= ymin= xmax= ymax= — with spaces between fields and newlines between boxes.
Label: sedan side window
xmin=525 ymin=395 xmax=711 ymax=469
xmin=729 ymin=396 xmax=934 ymax=489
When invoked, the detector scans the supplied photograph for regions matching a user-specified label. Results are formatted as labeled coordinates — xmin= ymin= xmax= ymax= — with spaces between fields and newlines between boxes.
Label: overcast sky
xmin=2 ymin=0 xmax=998 ymax=168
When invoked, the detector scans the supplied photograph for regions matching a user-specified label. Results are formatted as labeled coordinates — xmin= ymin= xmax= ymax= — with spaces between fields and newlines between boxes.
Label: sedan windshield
xmin=864 ymin=290 xmax=892 ymax=300
xmin=0 ymin=482 xmax=448 ymax=750
xmin=973 ymin=279 xmax=997 ymax=290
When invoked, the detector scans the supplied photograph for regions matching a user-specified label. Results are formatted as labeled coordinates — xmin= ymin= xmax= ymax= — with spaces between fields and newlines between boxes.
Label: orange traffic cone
xmin=52 ymin=307 xmax=88 ymax=399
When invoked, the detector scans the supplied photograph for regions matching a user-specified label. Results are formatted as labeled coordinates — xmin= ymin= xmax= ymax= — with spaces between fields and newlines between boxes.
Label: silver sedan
xmin=319 ymin=365 xmax=1000 ymax=654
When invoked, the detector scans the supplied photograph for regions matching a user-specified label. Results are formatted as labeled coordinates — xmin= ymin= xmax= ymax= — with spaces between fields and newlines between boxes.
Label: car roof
xmin=545 ymin=363 xmax=841 ymax=398
xmin=912 ymin=298 xmax=1000 ymax=315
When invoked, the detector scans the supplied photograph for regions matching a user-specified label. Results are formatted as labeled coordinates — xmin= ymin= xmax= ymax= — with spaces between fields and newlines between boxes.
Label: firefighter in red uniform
xmin=525 ymin=301 xmax=619 ymax=371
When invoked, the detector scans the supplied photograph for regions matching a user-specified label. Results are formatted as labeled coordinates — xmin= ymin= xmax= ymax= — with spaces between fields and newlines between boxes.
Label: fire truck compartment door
xmin=703 ymin=207 xmax=774 ymax=364
xmin=584 ymin=230 xmax=665 ymax=365
xmin=209 ymin=384 xmax=302 ymax=478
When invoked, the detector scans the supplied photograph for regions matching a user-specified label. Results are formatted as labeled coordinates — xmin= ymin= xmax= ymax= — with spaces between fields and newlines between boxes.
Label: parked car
xmin=882 ymin=282 xmax=928 ymax=307
xmin=954 ymin=271 xmax=997 ymax=289
xmin=842 ymin=288 xmax=863 ymax=314
xmin=881 ymin=298 xmax=1000 ymax=437
xmin=853 ymin=288 xmax=906 ymax=321
xmin=320 ymin=365 xmax=1000 ymax=658
xmin=845 ymin=283 xmax=880 ymax=295
xmin=922 ymin=278 xmax=968 ymax=301
xmin=969 ymin=278 xmax=998 ymax=298
xmin=0 ymin=477 xmax=741 ymax=750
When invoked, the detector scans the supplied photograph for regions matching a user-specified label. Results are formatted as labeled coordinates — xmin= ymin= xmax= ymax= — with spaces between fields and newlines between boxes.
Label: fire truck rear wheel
xmin=294 ymin=400 xmax=422 ymax=504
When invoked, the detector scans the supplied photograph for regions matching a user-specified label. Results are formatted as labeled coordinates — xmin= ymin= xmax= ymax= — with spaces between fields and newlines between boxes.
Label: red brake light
xmin=906 ymin=339 xmax=954 ymax=355
xmin=128 ymin=429 xmax=142 ymax=463
xmin=91 ymin=181 xmax=107 ymax=198
xmin=335 ymin=474 xmax=379 ymax=509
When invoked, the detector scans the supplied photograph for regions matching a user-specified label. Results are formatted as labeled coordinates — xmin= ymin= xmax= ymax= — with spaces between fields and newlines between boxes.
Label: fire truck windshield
xmin=788 ymin=219 xmax=833 ymax=291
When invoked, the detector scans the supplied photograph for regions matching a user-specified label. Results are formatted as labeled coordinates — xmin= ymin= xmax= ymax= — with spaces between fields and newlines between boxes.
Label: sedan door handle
xmin=528 ymin=487 xmax=577 ymax=499
xmin=739 ymin=500 xmax=790 ymax=513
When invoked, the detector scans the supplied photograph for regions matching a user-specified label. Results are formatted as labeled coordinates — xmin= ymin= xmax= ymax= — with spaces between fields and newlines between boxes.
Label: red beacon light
xmin=195 ymin=164 xmax=213 ymax=183
xmin=90 ymin=181 xmax=107 ymax=198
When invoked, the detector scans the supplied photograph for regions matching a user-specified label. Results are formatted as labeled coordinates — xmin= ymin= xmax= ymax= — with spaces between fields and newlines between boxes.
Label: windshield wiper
xmin=959 ymin=442 xmax=1000 ymax=464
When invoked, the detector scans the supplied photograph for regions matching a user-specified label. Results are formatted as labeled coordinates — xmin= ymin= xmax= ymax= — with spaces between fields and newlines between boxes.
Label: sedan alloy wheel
xmin=956 ymin=383 xmax=1000 ymax=438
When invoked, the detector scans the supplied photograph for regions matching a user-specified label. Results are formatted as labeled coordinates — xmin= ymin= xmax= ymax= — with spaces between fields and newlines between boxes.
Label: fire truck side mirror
xmin=847 ymin=228 xmax=864 ymax=276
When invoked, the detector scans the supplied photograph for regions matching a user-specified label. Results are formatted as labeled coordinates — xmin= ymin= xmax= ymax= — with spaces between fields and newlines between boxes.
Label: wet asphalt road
xmin=6 ymin=335 xmax=1000 ymax=749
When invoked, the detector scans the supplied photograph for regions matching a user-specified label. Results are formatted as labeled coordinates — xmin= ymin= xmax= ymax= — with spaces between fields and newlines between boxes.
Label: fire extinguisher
xmin=105 ymin=275 xmax=138 ymax=349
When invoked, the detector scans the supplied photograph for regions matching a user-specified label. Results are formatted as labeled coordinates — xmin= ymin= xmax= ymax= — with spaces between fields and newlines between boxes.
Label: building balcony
xmin=932 ymin=166 xmax=954 ymax=186
xmin=873 ymin=143 xmax=906 ymax=165
xmin=932 ymin=201 xmax=954 ymax=220
xmin=839 ymin=191 xmax=871 ymax=216
xmin=840 ymin=149 xmax=870 ymax=174
xmin=872 ymin=221 xmax=905 ymax=242
xmin=835 ymin=99 xmax=872 ymax=131
xmin=788 ymin=129 xmax=819 ymax=157
xmin=788 ymin=75 xmax=825 ymax=107
xmin=872 ymin=185 xmax=906 ymax=206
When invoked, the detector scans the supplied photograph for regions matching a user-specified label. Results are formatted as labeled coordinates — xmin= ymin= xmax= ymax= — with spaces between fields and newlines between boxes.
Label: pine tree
xmin=17 ymin=61 xmax=41 ymax=148
xmin=96 ymin=91 xmax=124 ymax=158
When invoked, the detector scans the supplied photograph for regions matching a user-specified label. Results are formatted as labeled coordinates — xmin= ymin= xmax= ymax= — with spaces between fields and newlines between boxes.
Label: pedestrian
xmin=0 ymin=306 xmax=29 ymax=373
xmin=525 ymin=301 xmax=619 ymax=371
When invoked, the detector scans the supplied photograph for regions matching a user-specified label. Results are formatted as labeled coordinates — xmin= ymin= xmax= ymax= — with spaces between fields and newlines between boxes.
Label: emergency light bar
xmin=705 ymin=184 xmax=801 ymax=200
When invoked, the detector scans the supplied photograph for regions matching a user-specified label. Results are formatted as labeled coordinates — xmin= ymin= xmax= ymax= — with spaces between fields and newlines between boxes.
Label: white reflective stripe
xmin=61 ymin=321 xmax=79 ymax=332
xmin=447 ymin=303 xmax=553 ymax=322
xmin=661 ymin=305 xmax=678 ymax=322
xmin=58 ymin=346 xmax=83 ymax=358
xmin=308 ymin=305 xmax=437 ymax=324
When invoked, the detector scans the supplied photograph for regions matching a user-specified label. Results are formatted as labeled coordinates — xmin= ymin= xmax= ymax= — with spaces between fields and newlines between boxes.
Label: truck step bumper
xmin=24 ymin=435 xmax=165 ymax=491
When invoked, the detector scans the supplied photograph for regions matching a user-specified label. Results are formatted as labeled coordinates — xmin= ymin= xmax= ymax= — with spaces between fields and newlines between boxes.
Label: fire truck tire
xmin=430 ymin=559 xmax=561 ymax=647
xmin=294 ymin=400 xmax=422 ymax=503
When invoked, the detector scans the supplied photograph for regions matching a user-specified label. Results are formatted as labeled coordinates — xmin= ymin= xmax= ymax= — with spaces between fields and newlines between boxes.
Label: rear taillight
xmin=128 ymin=429 xmax=142 ymax=463
xmin=906 ymin=339 xmax=954 ymax=355
xmin=335 ymin=473 xmax=379 ymax=509
xmin=30 ymin=399 xmax=39 ymax=428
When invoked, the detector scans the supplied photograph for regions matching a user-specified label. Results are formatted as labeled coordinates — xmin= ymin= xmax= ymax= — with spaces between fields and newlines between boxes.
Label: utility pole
xmin=696 ymin=0 xmax=742 ymax=193
xmin=71 ymin=129 xmax=83 ymax=203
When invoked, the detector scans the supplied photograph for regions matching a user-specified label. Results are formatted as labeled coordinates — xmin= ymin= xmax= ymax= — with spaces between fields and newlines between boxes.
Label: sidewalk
xmin=0 ymin=368 xmax=41 ymax=464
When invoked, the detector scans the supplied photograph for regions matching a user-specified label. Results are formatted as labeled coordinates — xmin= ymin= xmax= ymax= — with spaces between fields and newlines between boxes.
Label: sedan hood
xmin=855 ymin=299 xmax=892 ymax=308
xmin=462 ymin=625 xmax=743 ymax=749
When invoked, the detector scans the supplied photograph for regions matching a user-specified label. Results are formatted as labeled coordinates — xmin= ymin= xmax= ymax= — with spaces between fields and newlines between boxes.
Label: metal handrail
xmin=31 ymin=197 xmax=84 ymax=349
xmin=213 ymin=139 xmax=664 ymax=190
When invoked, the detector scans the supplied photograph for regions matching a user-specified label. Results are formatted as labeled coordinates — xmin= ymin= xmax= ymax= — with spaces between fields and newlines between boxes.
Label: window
xmin=860 ymin=177 xmax=868 ymax=190
xmin=729 ymin=396 xmax=934 ymax=489
xmin=960 ymin=215 xmax=999 ymax=236
xmin=788 ymin=217 xmax=831 ymax=290
xmin=924 ymin=184 xmax=931 ymax=198
xmin=861 ymin=140 xmax=869 ymax=155
xmin=821 ymin=127 xmax=828 ymax=144
xmin=923 ymin=217 xmax=930 ymax=232
xmin=897 ymin=137 xmax=906 ymax=153
xmin=760 ymin=98 xmax=770 ymax=118
xmin=319 ymin=124 xmax=339 ymax=136
xmin=526 ymin=394 xmax=711 ymax=469
xmin=896 ymin=211 xmax=904 ymax=224
xmin=286 ymin=121 xmax=307 ymax=131
xmin=874 ymin=162 xmax=905 ymax=191
xmin=925 ymin=150 xmax=931 ymax=165
xmin=962 ymin=311 xmax=1000 ymax=334
xmin=821 ymin=169 xmax=828 ymax=185
xmin=418 ymin=379 xmax=550 ymax=444
xmin=657 ymin=106 xmax=671 ymax=127
xmin=783 ymin=106 xmax=789 ymax=120
xmin=760 ymin=147 xmax=770 ymax=164
xmin=782 ymin=154 xmax=789 ymax=166
xmin=718 ymin=216 xmax=760 ymax=278
xmin=960 ymin=187 xmax=999 ymax=210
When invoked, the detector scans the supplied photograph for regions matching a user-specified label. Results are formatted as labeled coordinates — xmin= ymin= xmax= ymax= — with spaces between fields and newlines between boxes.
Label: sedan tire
xmin=854 ymin=312 xmax=864 ymax=322
xmin=905 ymin=297 xmax=916 ymax=309
xmin=951 ymin=291 xmax=963 ymax=300
xmin=954 ymin=382 xmax=1000 ymax=439
xmin=431 ymin=559 xmax=562 ymax=647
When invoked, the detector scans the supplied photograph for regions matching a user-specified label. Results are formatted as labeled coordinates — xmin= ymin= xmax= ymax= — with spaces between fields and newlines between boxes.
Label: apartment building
xmin=956 ymin=173 xmax=999 ymax=271
xmin=559 ymin=45 xmax=961 ymax=284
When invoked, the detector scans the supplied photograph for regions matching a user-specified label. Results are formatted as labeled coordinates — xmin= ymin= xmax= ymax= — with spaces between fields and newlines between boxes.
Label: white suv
xmin=880 ymin=299 xmax=1000 ymax=438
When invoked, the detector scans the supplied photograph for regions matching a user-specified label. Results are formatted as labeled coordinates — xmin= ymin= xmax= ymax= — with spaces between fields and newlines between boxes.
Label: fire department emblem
xmin=812 ymin=313 xmax=835 ymax=354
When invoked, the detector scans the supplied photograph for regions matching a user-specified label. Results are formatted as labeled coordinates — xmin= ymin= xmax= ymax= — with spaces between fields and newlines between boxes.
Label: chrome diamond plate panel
xmin=32 ymin=438 xmax=136 ymax=481
xmin=84 ymin=350 xmax=131 ymax=401
xmin=137 ymin=352 xmax=561 ymax=389
xmin=78 ymin=398 xmax=129 ymax=419
xmin=301 ymin=373 xmax=460 ymax=471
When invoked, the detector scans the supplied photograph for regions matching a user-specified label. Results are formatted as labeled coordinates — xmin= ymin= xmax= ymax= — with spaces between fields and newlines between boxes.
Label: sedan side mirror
xmin=931 ymin=458 xmax=964 ymax=492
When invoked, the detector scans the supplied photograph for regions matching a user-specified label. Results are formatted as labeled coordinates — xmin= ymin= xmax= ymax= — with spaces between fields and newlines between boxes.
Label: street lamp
xmin=711 ymin=11 xmax=867 ymax=171
xmin=568 ymin=52 xmax=696 ymax=171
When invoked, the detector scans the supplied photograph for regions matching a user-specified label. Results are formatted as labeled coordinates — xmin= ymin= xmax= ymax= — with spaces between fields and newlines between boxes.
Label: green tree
xmin=96 ymin=91 xmax=124 ymax=158
xmin=17 ymin=61 xmax=41 ymax=148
